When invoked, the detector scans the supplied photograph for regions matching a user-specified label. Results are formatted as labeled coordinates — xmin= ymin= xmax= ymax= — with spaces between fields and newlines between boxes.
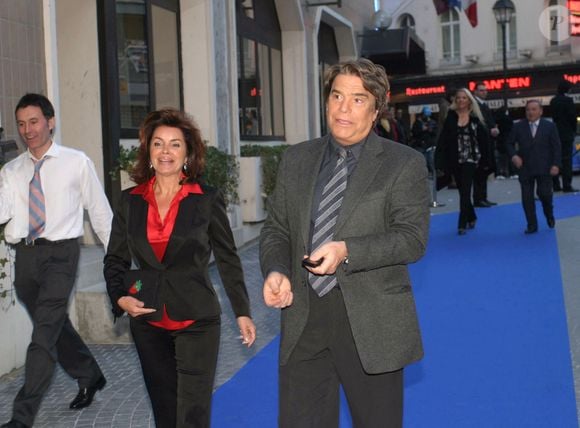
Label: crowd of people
xmin=386 ymin=79 xmax=575 ymax=236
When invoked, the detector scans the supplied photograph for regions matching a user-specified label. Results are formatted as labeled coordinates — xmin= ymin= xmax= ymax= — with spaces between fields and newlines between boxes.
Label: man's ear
xmin=48 ymin=117 xmax=56 ymax=134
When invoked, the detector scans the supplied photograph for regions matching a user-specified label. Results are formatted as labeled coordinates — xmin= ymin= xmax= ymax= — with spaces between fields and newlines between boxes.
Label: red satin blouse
xmin=130 ymin=177 xmax=204 ymax=330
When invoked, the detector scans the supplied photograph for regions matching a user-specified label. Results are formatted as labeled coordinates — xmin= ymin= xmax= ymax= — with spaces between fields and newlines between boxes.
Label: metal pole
xmin=501 ymin=22 xmax=508 ymax=108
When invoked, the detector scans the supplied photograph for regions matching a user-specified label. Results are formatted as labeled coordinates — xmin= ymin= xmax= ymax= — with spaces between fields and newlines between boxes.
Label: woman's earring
xmin=149 ymin=162 xmax=153 ymax=169
xmin=183 ymin=163 xmax=188 ymax=171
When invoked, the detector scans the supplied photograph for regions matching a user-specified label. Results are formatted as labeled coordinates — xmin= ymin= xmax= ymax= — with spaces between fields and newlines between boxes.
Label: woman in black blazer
xmin=436 ymin=88 xmax=491 ymax=235
xmin=104 ymin=108 xmax=256 ymax=427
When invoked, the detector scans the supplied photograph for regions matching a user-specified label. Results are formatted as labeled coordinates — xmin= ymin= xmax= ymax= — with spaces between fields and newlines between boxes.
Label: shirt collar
xmin=130 ymin=176 xmax=204 ymax=197
xmin=28 ymin=140 xmax=58 ymax=162
xmin=329 ymin=134 xmax=366 ymax=162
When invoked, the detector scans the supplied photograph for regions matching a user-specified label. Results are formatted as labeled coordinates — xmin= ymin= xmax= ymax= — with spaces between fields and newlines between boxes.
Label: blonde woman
xmin=436 ymin=88 xmax=491 ymax=235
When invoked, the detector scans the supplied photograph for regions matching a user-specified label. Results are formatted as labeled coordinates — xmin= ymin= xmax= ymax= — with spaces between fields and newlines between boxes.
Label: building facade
xmin=376 ymin=0 xmax=580 ymax=118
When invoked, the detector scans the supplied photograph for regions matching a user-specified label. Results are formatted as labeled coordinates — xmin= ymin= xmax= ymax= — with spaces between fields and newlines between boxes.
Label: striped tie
xmin=309 ymin=147 xmax=348 ymax=297
xmin=28 ymin=158 xmax=47 ymax=242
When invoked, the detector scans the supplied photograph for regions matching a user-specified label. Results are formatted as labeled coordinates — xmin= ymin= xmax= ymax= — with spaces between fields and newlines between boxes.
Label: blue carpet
xmin=212 ymin=195 xmax=580 ymax=427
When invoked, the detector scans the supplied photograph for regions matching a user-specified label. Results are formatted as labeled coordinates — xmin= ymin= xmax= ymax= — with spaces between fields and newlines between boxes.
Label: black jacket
xmin=435 ymin=110 xmax=491 ymax=171
xmin=104 ymin=183 xmax=250 ymax=321
xmin=550 ymin=94 xmax=577 ymax=143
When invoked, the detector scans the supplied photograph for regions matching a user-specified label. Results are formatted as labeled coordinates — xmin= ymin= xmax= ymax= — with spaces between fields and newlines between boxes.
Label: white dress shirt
xmin=0 ymin=142 xmax=113 ymax=247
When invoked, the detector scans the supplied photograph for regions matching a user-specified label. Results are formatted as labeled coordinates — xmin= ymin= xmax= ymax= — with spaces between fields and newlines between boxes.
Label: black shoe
xmin=458 ymin=228 xmax=467 ymax=235
xmin=474 ymin=201 xmax=492 ymax=208
xmin=69 ymin=375 xmax=106 ymax=410
xmin=562 ymin=187 xmax=578 ymax=193
xmin=467 ymin=220 xmax=476 ymax=229
xmin=554 ymin=186 xmax=563 ymax=192
xmin=483 ymin=199 xmax=497 ymax=206
xmin=524 ymin=226 xmax=538 ymax=234
xmin=1 ymin=420 xmax=29 ymax=428
xmin=547 ymin=217 xmax=556 ymax=229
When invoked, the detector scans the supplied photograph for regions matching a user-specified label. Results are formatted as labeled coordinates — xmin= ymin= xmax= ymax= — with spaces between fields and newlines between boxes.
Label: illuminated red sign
xmin=468 ymin=77 xmax=531 ymax=92
xmin=570 ymin=1 xmax=580 ymax=36
xmin=405 ymin=85 xmax=446 ymax=97
xmin=564 ymin=73 xmax=580 ymax=84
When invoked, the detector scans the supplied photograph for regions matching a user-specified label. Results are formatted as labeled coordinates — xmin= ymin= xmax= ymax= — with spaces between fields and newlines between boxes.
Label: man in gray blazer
xmin=260 ymin=58 xmax=430 ymax=427
xmin=507 ymin=99 xmax=562 ymax=234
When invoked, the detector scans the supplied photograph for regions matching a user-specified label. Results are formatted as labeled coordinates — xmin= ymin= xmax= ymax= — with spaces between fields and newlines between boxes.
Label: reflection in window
xmin=238 ymin=37 xmax=285 ymax=138
xmin=240 ymin=0 xmax=254 ymax=19
xmin=117 ymin=0 xmax=150 ymax=130
xmin=441 ymin=9 xmax=460 ymax=63
xmin=116 ymin=0 xmax=181 ymax=134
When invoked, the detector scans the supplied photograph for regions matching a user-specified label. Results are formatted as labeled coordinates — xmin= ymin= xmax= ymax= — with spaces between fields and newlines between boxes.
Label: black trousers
xmin=279 ymin=286 xmax=403 ymax=428
xmin=553 ymin=138 xmax=574 ymax=190
xmin=520 ymin=175 xmax=554 ymax=228
xmin=12 ymin=239 xmax=103 ymax=427
xmin=473 ymin=165 xmax=491 ymax=203
xmin=452 ymin=163 xmax=477 ymax=229
xmin=130 ymin=316 xmax=220 ymax=428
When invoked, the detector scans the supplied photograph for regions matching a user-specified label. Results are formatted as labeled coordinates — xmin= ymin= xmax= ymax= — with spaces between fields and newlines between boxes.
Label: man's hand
xmin=263 ymin=272 xmax=293 ymax=308
xmin=511 ymin=155 xmax=523 ymax=169
xmin=550 ymin=165 xmax=560 ymax=176
xmin=117 ymin=296 xmax=156 ymax=318
xmin=490 ymin=127 xmax=500 ymax=138
xmin=304 ymin=241 xmax=348 ymax=276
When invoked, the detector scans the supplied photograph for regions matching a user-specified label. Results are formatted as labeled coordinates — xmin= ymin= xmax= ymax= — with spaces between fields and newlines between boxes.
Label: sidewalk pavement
xmin=0 ymin=175 xmax=579 ymax=427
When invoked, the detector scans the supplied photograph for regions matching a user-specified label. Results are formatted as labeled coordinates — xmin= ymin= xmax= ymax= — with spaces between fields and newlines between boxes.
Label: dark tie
xmin=28 ymin=158 xmax=47 ymax=242
xmin=309 ymin=147 xmax=348 ymax=297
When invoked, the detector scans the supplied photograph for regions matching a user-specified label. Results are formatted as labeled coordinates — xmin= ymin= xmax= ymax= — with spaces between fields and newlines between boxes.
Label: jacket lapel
xmin=335 ymin=133 xmax=384 ymax=234
xmin=162 ymin=194 xmax=200 ymax=265
xmin=298 ymin=135 xmax=329 ymax=249
xmin=128 ymin=196 xmax=165 ymax=270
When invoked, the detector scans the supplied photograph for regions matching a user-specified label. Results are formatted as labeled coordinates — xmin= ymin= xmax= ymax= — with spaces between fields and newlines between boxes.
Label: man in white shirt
xmin=0 ymin=94 xmax=113 ymax=428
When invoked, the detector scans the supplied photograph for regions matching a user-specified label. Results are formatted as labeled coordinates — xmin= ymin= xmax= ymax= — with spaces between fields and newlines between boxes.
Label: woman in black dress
xmin=436 ymin=88 xmax=491 ymax=235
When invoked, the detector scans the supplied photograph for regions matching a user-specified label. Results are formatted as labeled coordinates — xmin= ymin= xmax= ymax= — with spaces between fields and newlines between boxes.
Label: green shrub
xmin=203 ymin=146 xmax=239 ymax=206
xmin=240 ymin=144 xmax=289 ymax=197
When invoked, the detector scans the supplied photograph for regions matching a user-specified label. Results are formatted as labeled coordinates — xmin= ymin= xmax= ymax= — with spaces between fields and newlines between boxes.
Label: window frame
xmin=117 ymin=0 xmax=183 ymax=139
xmin=440 ymin=9 xmax=461 ymax=65
xmin=236 ymin=0 xmax=285 ymax=141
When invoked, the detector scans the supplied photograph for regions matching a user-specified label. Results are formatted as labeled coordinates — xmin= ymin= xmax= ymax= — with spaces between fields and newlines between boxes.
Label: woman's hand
xmin=237 ymin=316 xmax=256 ymax=347
xmin=117 ymin=296 xmax=157 ymax=318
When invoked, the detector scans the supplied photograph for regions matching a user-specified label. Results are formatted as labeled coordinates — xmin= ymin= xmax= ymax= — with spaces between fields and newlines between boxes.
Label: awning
xmin=360 ymin=28 xmax=426 ymax=76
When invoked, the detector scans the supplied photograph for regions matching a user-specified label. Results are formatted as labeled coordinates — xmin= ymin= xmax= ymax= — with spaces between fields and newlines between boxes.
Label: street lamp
xmin=493 ymin=0 xmax=515 ymax=108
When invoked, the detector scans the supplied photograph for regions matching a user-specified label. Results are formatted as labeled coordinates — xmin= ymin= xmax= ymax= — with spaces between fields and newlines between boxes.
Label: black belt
xmin=19 ymin=238 xmax=78 ymax=247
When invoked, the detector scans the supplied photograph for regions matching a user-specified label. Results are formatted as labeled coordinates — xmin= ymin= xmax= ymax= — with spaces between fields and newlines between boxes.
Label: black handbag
xmin=123 ymin=270 xmax=161 ymax=319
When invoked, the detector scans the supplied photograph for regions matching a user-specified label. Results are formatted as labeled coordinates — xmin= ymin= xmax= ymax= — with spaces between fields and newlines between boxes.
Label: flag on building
xmin=463 ymin=0 xmax=478 ymax=27
xmin=432 ymin=0 xmax=449 ymax=15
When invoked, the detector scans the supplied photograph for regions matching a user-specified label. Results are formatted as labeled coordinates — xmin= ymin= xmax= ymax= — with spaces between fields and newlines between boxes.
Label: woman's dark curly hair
xmin=130 ymin=108 xmax=206 ymax=185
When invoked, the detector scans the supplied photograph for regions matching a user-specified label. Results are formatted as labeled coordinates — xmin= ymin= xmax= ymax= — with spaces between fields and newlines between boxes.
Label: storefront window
xmin=440 ymin=9 xmax=460 ymax=64
xmin=236 ymin=0 xmax=285 ymax=139
xmin=116 ymin=0 xmax=181 ymax=135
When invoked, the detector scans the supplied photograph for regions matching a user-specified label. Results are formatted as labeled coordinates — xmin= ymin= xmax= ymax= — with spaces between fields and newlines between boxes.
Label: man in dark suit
xmin=550 ymin=79 xmax=578 ymax=192
xmin=506 ymin=100 xmax=562 ymax=234
xmin=260 ymin=59 xmax=430 ymax=427
xmin=472 ymin=82 xmax=499 ymax=207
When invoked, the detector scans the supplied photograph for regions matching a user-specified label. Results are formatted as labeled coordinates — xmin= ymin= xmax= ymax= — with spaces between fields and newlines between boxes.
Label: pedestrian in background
xmin=104 ymin=108 xmax=256 ymax=428
xmin=550 ymin=78 xmax=578 ymax=193
xmin=436 ymin=88 xmax=491 ymax=235
xmin=472 ymin=82 xmax=499 ymax=207
xmin=0 ymin=93 xmax=112 ymax=428
xmin=506 ymin=100 xmax=562 ymax=234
